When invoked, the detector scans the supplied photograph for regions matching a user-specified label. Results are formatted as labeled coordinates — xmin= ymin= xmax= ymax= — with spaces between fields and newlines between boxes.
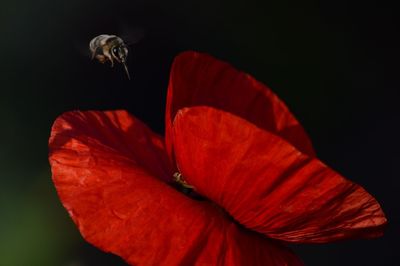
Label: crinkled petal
xmin=173 ymin=107 xmax=387 ymax=243
xmin=165 ymin=51 xmax=315 ymax=165
xmin=49 ymin=110 xmax=303 ymax=266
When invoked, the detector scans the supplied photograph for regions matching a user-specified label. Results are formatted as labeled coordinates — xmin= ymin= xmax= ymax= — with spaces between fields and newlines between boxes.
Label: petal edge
xmin=173 ymin=106 xmax=387 ymax=243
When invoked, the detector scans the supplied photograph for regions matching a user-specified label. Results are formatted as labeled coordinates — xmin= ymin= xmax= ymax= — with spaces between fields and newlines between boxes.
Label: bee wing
xmin=74 ymin=40 xmax=92 ymax=58
xmin=119 ymin=24 xmax=145 ymax=46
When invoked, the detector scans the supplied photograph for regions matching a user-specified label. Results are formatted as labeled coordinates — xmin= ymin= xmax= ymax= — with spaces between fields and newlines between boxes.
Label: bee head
xmin=111 ymin=45 xmax=128 ymax=63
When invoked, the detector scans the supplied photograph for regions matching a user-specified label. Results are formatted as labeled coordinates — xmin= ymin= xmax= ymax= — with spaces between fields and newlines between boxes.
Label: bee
xmin=89 ymin=34 xmax=131 ymax=80
xmin=172 ymin=172 xmax=204 ymax=200
xmin=173 ymin=172 xmax=194 ymax=189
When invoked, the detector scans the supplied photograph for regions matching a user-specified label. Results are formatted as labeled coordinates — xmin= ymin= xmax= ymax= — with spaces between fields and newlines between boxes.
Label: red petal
xmin=49 ymin=110 xmax=303 ymax=265
xmin=173 ymin=107 xmax=387 ymax=243
xmin=165 ymin=51 xmax=315 ymax=166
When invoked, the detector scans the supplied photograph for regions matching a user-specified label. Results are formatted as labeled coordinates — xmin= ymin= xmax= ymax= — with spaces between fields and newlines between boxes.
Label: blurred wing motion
xmin=119 ymin=24 xmax=145 ymax=46
xmin=74 ymin=39 xmax=91 ymax=58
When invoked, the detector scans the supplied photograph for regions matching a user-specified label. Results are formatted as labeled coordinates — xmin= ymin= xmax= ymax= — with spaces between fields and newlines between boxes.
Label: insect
xmin=172 ymin=172 xmax=204 ymax=200
xmin=89 ymin=34 xmax=131 ymax=80
xmin=173 ymin=172 xmax=194 ymax=189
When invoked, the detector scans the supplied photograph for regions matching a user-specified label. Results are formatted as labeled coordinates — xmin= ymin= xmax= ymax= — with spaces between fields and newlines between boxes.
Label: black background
xmin=0 ymin=0 xmax=398 ymax=265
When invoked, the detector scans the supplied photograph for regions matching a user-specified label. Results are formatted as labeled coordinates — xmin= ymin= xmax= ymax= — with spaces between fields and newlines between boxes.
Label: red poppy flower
xmin=49 ymin=51 xmax=387 ymax=265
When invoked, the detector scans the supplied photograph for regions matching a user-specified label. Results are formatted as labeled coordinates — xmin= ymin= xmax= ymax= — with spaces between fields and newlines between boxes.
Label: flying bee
xmin=89 ymin=34 xmax=131 ymax=80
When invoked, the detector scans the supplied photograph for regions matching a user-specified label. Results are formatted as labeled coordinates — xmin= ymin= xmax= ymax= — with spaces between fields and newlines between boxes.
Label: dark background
xmin=0 ymin=0 xmax=398 ymax=265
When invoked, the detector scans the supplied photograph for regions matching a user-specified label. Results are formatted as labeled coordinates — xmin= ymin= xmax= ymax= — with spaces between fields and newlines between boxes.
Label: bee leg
xmin=104 ymin=53 xmax=114 ymax=67
xmin=91 ymin=46 xmax=102 ymax=60
xmin=95 ymin=55 xmax=107 ymax=64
